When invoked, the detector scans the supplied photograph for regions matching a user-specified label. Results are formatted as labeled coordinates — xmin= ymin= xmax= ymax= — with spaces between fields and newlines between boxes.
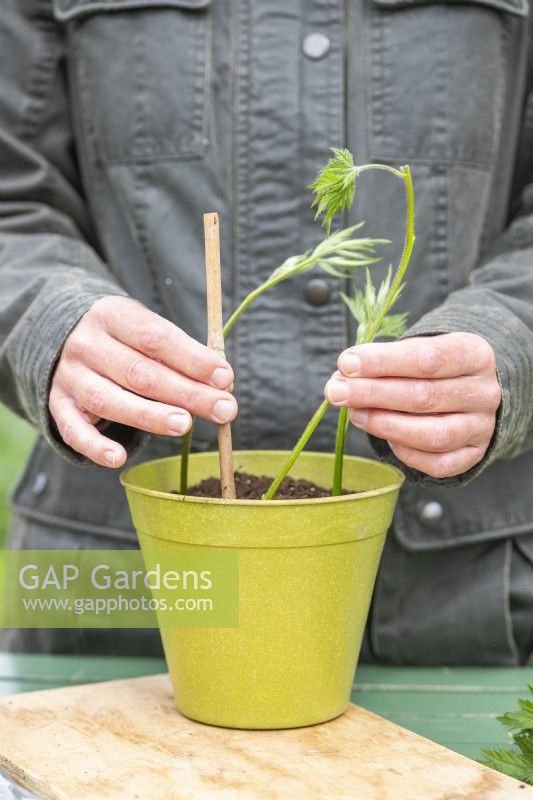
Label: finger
xmin=73 ymin=331 xmax=237 ymax=420
xmin=49 ymin=389 xmax=127 ymax=468
xmin=92 ymin=298 xmax=234 ymax=389
xmin=325 ymin=373 xmax=501 ymax=414
xmin=387 ymin=440 xmax=487 ymax=479
xmin=337 ymin=333 xmax=496 ymax=380
xmin=63 ymin=368 xmax=201 ymax=435
xmin=349 ymin=409 xmax=495 ymax=453
xmin=65 ymin=363 xmax=237 ymax=428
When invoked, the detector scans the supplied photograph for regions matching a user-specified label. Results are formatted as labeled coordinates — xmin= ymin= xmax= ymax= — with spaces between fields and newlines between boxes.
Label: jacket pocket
xmin=52 ymin=0 xmax=211 ymax=163
xmin=368 ymin=0 xmax=527 ymax=168
xmin=392 ymin=449 xmax=533 ymax=551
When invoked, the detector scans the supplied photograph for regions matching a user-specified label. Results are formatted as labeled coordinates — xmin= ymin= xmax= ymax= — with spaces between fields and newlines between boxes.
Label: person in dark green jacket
xmin=0 ymin=0 xmax=532 ymax=664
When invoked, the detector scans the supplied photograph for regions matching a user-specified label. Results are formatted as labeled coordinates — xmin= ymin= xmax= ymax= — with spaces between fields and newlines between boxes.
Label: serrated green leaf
xmin=327 ymin=256 xmax=382 ymax=269
xmin=377 ymin=312 xmax=409 ymax=339
xmin=340 ymin=291 xmax=364 ymax=325
xmin=323 ymin=220 xmax=366 ymax=241
xmin=308 ymin=148 xmax=358 ymax=233
xmin=515 ymin=731 xmax=533 ymax=756
xmin=342 ymin=264 xmax=407 ymax=345
xmin=263 ymin=224 xmax=389 ymax=292
xmin=498 ymin=699 xmax=533 ymax=733
xmin=319 ymin=263 xmax=353 ymax=279
xmin=364 ymin=267 xmax=376 ymax=307
xmin=479 ymin=685 xmax=533 ymax=786
xmin=267 ymin=253 xmax=311 ymax=282
xmin=480 ymin=747 xmax=533 ymax=784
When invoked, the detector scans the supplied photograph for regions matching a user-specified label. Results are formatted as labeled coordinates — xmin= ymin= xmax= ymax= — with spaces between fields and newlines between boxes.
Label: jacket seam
xmin=395 ymin=518 xmax=533 ymax=552
xmin=17 ymin=1 xmax=58 ymax=144
xmin=11 ymin=503 xmax=137 ymax=541
xmin=234 ymin=0 xmax=252 ymax=448
xmin=54 ymin=0 xmax=210 ymax=21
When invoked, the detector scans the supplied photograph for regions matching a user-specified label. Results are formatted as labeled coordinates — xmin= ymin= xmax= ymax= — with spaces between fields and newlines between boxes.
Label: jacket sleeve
xmin=369 ymin=170 xmax=533 ymax=489
xmin=0 ymin=1 xmax=136 ymax=462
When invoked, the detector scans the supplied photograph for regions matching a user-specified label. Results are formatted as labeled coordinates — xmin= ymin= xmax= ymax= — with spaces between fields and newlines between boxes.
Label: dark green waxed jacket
xmin=0 ymin=0 xmax=532 ymax=663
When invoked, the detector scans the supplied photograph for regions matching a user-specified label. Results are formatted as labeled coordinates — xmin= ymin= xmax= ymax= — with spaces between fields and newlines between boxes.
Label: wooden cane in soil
xmin=204 ymin=212 xmax=236 ymax=500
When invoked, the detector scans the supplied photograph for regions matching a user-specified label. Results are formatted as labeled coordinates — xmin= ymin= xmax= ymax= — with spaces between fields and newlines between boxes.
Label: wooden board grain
xmin=0 ymin=674 xmax=531 ymax=800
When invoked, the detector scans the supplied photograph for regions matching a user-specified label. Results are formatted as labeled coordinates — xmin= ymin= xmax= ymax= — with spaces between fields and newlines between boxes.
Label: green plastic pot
xmin=121 ymin=450 xmax=404 ymax=729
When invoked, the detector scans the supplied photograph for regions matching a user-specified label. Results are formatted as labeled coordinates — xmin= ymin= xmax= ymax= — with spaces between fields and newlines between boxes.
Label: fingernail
xmin=104 ymin=450 xmax=117 ymax=467
xmin=325 ymin=378 xmax=349 ymax=404
xmin=350 ymin=409 xmax=368 ymax=428
xmin=168 ymin=412 xmax=190 ymax=435
xmin=211 ymin=366 xmax=233 ymax=389
xmin=213 ymin=398 xmax=236 ymax=423
xmin=340 ymin=353 xmax=361 ymax=376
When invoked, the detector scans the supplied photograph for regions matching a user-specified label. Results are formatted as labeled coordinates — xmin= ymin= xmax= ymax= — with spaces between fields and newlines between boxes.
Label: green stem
xmin=223 ymin=264 xmax=311 ymax=337
xmin=330 ymin=164 xmax=415 ymax=496
xmin=179 ymin=426 xmax=193 ymax=494
xmin=332 ymin=407 xmax=349 ymax=495
xmin=223 ymin=287 xmax=262 ymax=338
xmin=355 ymin=164 xmax=404 ymax=179
xmin=262 ymin=400 xmax=330 ymax=500
xmin=364 ymin=166 xmax=415 ymax=341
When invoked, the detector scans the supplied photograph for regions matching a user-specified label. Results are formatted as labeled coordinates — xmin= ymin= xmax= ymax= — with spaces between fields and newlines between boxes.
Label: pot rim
xmin=120 ymin=450 xmax=405 ymax=506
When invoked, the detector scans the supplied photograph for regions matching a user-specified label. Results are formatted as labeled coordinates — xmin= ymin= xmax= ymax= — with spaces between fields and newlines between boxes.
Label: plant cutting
xmin=120 ymin=149 xmax=414 ymax=730
xmin=180 ymin=149 xmax=414 ymax=499
xmin=179 ymin=156 xmax=391 ymax=495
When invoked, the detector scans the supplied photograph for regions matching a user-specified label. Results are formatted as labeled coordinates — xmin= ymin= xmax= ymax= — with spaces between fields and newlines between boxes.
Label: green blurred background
xmin=0 ymin=406 xmax=35 ymax=548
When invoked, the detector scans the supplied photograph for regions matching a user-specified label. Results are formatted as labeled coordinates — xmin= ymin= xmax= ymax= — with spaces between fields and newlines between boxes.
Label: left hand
xmin=324 ymin=332 xmax=502 ymax=478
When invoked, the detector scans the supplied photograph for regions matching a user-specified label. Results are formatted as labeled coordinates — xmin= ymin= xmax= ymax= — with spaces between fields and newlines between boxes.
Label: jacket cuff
xmin=16 ymin=279 xmax=145 ymax=464
xmin=368 ymin=303 xmax=532 ymax=487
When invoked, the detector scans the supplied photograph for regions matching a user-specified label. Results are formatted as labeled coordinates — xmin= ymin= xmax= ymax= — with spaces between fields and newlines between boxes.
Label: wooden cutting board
xmin=0 ymin=674 xmax=531 ymax=800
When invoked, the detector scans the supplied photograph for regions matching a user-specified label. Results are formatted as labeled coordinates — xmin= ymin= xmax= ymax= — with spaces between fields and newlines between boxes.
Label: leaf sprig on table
xmin=480 ymin=685 xmax=533 ymax=785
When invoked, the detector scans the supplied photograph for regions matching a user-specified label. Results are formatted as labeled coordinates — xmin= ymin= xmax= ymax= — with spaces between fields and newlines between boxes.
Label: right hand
xmin=49 ymin=296 xmax=237 ymax=468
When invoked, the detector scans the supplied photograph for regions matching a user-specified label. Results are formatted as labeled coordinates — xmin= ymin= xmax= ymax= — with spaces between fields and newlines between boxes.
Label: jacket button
xmin=416 ymin=500 xmax=444 ymax=527
xmin=304 ymin=278 xmax=331 ymax=307
xmin=31 ymin=473 xmax=48 ymax=496
xmin=302 ymin=33 xmax=331 ymax=60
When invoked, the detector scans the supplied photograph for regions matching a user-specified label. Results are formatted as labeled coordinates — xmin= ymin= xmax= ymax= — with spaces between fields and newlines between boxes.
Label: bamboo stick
xmin=203 ymin=213 xmax=236 ymax=500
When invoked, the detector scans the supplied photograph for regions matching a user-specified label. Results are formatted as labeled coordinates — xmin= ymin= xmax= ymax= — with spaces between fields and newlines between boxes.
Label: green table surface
xmin=1 ymin=654 xmax=532 ymax=762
